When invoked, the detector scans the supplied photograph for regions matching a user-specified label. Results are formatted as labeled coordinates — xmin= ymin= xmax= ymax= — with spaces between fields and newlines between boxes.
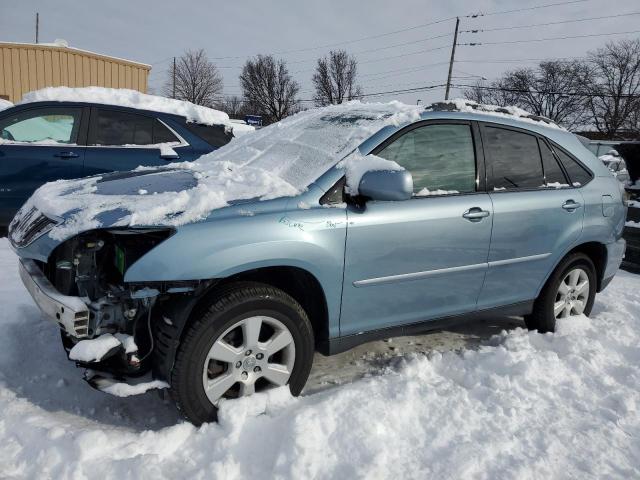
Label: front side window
xmin=484 ymin=126 xmax=544 ymax=190
xmin=90 ymin=109 xmax=155 ymax=146
xmin=376 ymin=123 xmax=476 ymax=196
xmin=0 ymin=108 xmax=81 ymax=144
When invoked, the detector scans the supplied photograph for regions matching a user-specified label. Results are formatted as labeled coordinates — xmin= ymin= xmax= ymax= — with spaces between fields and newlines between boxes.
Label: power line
xmin=452 ymin=83 xmax=640 ymax=98
xmin=465 ymin=0 xmax=589 ymax=19
xmin=461 ymin=11 xmax=640 ymax=33
xmin=459 ymin=29 xmax=640 ymax=46
xmin=207 ymin=17 xmax=457 ymax=60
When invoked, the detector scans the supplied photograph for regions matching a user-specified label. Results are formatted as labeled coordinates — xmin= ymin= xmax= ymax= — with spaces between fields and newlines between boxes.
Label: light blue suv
xmin=9 ymin=101 xmax=626 ymax=425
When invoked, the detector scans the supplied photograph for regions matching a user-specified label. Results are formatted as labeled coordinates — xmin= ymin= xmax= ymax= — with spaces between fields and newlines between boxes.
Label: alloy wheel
xmin=201 ymin=315 xmax=296 ymax=405
xmin=554 ymin=267 xmax=590 ymax=320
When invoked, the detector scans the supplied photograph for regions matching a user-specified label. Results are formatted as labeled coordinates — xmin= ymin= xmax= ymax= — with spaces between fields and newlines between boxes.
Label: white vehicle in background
xmin=599 ymin=149 xmax=630 ymax=184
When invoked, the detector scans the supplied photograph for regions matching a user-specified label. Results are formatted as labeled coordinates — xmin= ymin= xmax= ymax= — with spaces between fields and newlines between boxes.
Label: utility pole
xmin=445 ymin=17 xmax=460 ymax=101
xmin=35 ymin=13 xmax=39 ymax=44
xmin=172 ymin=57 xmax=176 ymax=99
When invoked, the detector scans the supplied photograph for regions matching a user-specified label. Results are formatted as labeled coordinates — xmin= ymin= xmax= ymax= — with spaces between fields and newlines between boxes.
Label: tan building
xmin=0 ymin=41 xmax=150 ymax=102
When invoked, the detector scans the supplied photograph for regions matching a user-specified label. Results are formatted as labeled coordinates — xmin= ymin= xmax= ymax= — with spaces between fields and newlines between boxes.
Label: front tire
xmin=170 ymin=282 xmax=314 ymax=425
xmin=525 ymin=253 xmax=596 ymax=333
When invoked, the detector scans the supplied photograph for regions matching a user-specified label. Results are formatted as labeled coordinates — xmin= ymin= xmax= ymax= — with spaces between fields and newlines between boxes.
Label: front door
xmin=340 ymin=121 xmax=493 ymax=336
xmin=0 ymin=107 xmax=85 ymax=225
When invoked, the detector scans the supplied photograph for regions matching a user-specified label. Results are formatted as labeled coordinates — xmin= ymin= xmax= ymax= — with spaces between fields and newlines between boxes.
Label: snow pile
xmin=1 ymin=239 xmax=640 ymax=478
xmin=24 ymin=101 xmax=422 ymax=239
xmin=0 ymin=98 xmax=13 ymax=111
xmin=19 ymin=87 xmax=232 ymax=128
xmin=430 ymin=99 xmax=566 ymax=130
xmin=100 ymin=379 xmax=169 ymax=398
xmin=69 ymin=334 xmax=122 ymax=362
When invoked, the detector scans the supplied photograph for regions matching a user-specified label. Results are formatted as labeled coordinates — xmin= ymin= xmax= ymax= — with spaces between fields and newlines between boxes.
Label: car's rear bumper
xmin=19 ymin=258 xmax=90 ymax=338
xmin=600 ymin=238 xmax=626 ymax=291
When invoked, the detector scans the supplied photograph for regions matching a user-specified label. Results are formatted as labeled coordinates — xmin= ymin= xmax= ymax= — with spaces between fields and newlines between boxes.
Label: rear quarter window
xmin=553 ymin=147 xmax=593 ymax=187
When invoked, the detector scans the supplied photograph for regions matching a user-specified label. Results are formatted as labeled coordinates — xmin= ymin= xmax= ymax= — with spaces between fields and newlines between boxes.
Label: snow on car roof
xmin=18 ymin=87 xmax=232 ymax=128
xmin=24 ymin=101 xmax=422 ymax=238
xmin=428 ymin=99 xmax=565 ymax=130
xmin=0 ymin=98 xmax=13 ymax=111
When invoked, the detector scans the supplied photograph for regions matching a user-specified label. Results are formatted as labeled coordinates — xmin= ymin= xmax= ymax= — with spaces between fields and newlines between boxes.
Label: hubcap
xmin=202 ymin=316 xmax=296 ymax=406
xmin=554 ymin=267 xmax=590 ymax=320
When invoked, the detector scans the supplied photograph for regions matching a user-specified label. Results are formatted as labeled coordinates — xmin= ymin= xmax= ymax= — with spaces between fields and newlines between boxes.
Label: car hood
xmin=93 ymin=169 xmax=199 ymax=195
xmin=14 ymin=161 xmax=301 ymax=242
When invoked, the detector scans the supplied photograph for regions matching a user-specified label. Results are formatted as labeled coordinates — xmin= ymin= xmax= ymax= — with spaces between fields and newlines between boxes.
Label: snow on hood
xmin=19 ymin=87 xmax=232 ymax=128
xmin=0 ymin=98 xmax=12 ymax=111
xmin=20 ymin=101 xmax=422 ymax=240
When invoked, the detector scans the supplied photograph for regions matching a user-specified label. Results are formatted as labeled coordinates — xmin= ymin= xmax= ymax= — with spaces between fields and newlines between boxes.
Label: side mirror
xmin=358 ymin=169 xmax=413 ymax=201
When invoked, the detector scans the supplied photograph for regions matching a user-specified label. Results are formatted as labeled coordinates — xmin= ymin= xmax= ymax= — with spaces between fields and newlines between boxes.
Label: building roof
xmin=0 ymin=41 xmax=151 ymax=69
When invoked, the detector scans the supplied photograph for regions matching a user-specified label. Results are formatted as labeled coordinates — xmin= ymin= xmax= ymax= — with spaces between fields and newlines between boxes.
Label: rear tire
xmin=170 ymin=282 xmax=314 ymax=425
xmin=525 ymin=253 xmax=596 ymax=333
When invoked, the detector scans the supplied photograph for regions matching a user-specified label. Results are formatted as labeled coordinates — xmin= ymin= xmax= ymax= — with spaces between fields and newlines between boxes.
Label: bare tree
xmin=584 ymin=39 xmax=640 ymax=138
xmin=239 ymin=55 xmax=300 ymax=124
xmin=464 ymin=61 xmax=590 ymax=129
xmin=164 ymin=49 xmax=223 ymax=107
xmin=312 ymin=50 xmax=363 ymax=106
xmin=216 ymin=95 xmax=247 ymax=118
xmin=463 ymin=79 xmax=515 ymax=106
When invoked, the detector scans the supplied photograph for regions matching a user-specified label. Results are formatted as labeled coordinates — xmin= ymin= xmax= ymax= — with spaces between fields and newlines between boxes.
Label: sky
xmin=1 ymin=0 xmax=639 ymax=108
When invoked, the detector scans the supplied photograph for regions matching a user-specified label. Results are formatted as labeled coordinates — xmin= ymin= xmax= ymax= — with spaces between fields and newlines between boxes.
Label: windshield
xmin=196 ymin=101 xmax=423 ymax=189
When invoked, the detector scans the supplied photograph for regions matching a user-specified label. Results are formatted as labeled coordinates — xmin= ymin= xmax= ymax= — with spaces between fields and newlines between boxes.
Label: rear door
xmin=0 ymin=106 xmax=86 ymax=225
xmin=478 ymin=123 xmax=585 ymax=309
xmin=84 ymin=108 xmax=193 ymax=176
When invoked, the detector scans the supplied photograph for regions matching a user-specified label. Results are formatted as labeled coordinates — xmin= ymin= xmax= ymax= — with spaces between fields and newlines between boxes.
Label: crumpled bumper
xmin=19 ymin=258 xmax=90 ymax=338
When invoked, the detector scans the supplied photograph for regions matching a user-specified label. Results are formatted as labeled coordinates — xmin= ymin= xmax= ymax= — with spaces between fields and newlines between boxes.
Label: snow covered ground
xmin=1 ymin=236 xmax=639 ymax=479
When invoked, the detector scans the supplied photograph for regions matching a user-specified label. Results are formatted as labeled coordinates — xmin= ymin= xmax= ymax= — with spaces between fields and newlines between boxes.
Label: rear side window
xmin=539 ymin=139 xmax=569 ymax=187
xmin=554 ymin=148 xmax=592 ymax=187
xmin=484 ymin=126 xmax=543 ymax=190
xmin=376 ymin=123 xmax=476 ymax=195
xmin=90 ymin=109 xmax=154 ymax=146
xmin=0 ymin=108 xmax=81 ymax=144
xmin=184 ymin=123 xmax=232 ymax=148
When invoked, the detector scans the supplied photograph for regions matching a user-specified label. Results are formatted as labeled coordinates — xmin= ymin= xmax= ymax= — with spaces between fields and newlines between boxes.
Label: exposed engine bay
xmin=35 ymin=228 xmax=197 ymax=378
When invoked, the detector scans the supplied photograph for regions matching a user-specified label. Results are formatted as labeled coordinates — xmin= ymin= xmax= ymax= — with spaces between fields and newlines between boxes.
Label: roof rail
xmin=426 ymin=100 xmax=559 ymax=128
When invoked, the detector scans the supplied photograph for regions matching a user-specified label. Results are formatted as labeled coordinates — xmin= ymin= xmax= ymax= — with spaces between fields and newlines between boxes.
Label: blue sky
xmin=2 ymin=0 xmax=639 ymax=105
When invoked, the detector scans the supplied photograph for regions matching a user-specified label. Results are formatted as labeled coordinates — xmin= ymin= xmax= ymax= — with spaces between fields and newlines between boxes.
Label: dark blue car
xmin=0 ymin=100 xmax=233 ymax=226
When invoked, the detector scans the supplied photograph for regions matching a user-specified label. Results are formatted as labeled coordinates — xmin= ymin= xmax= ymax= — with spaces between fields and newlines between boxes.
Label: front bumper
xmin=19 ymin=258 xmax=90 ymax=338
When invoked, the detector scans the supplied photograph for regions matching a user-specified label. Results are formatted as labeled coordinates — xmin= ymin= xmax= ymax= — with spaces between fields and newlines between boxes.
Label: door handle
xmin=54 ymin=151 xmax=79 ymax=159
xmin=562 ymin=200 xmax=581 ymax=211
xmin=462 ymin=207 xmax=490 ymax=221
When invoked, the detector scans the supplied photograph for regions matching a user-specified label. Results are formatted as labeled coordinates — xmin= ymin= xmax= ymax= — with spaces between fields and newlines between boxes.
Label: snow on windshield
xmin=19 ymin=87 xmax=232 ymax=128
xmin=206 ymin=100 xmax=421 ymax=189
xmin=21 ymin=101 xmax=422 ymax=239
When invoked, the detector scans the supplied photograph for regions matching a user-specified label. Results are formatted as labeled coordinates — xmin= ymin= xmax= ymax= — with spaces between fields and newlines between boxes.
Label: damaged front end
xmin=16 ymin=226 xmax=206 ymax=395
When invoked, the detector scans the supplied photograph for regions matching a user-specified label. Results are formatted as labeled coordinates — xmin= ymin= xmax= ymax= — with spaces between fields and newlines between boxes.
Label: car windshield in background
xmin=203 ymin=104 xmax=415 ymax=190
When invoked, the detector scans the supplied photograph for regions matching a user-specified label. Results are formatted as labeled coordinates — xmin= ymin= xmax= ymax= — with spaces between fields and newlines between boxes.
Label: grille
xmin=9 ymin=207 xmax=57 ymax=248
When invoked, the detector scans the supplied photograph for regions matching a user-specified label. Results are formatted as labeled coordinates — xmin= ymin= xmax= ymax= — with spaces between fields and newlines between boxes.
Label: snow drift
xmin=0 ymin=238 xmax=639 ymax=479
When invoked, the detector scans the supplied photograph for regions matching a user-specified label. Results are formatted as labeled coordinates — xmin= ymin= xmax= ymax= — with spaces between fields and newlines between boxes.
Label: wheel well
xmin=213 ymin=266 xmax=330 ymax=345
xmin=567 ymin=242 xmax=607 ymax=291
